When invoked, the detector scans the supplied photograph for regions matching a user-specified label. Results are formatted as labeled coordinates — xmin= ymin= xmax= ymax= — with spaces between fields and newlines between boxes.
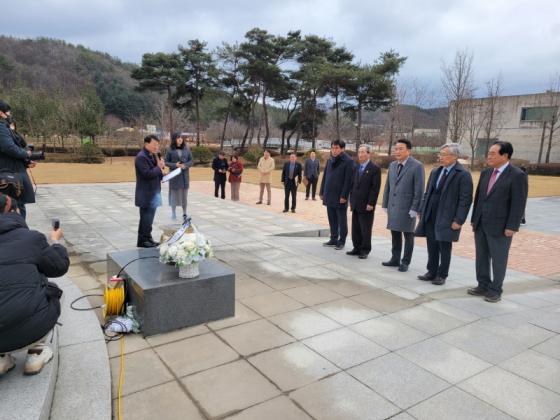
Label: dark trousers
xmin=474 ymin=225 xmax=512 ymax=294
xmin=425 ymin=219 xmax=453 ymax=278
xmin=138 ymin=206 xmax=157 ymax=244
xmin=214 ymin=176 xmax=226 ymax=199
xmin=351 ymin=210 xmax=374 ymax=255
xmin=305 ymin=177 xmax=318 ymax=199
xmin=391 ymin=230 xmax=414 ymax=265
xmin=327 ymin=205 xmax=348 ymax=245
xmin=284 ymin=182 xmax=297 ymax=210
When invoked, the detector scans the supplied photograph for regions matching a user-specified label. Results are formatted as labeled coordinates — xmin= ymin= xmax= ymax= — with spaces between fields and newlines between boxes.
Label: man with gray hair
xmin=348 ymin=144 xmax=381 ymax=258
xmin=415 ymin=143 xmax=473 ymax=285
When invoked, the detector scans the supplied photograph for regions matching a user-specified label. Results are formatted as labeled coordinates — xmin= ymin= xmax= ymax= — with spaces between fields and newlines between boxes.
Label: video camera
xmin=27 ymin=144 xmax=46 ymax=161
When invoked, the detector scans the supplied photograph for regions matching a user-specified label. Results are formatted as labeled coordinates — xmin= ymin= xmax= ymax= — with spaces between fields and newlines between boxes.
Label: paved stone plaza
xmin=27 ymin=182 xmax=560 ymax=420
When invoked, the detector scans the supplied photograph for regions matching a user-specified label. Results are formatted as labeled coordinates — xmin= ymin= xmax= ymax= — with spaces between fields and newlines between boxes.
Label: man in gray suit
xmin=304 ymin=151 xmax=320 ymax=200
xmin=415 ymin=143 xmax=473 ymax=285
xmin=469 ymin=141 xmax=528 ymax=303
xmin=382 ymin=139 xmax=425 ymax=272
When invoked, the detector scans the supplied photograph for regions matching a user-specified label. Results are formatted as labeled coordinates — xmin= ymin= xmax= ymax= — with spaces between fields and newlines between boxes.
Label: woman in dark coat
xmin=164 ymin=133 xmax=193 ymax=221
xmin=0 ymin=117 xmax=36 ymax=219
xmin=0 ymin=194 xmax=69 ymax=375
xmin=227 ymin=155 xmax=243 ymax=201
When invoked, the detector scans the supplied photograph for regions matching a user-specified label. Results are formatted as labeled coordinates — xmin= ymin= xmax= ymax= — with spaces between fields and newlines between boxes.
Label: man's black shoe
xmin=358 ymin=253 xmax=368 ymax=259
xmin=467 ymin=286 xmax=487 ymax=296
xmin=334 ymin=243 xmax=345 ymax=250
xmin=382 ymin=260 xmax=400 ymax=267
xmin=346 ymin=249 xmax=360 ymax=256
xmin=417 ymin=272 xmax=436 ymax=281
xmin=138 ymin=241 xmax=158 ymax=248
xmin=431 ymin=277 xmax=446 ymax=285
xmin=291 ymin=209 xmax=295 ymax=213
xmin=283 ymin=209 xmax=289 ymax=213
xmin=484 ymin=292 xmax=501 ymax=303
xmin=398 ymin=264 xmax=408 ymax=272
xmin=323 ymin=240 xmax=337 ymax=247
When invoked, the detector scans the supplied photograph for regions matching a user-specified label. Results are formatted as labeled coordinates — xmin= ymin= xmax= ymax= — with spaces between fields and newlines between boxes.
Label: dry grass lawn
xmin=30 ymin=157 xmax=560 ymax=198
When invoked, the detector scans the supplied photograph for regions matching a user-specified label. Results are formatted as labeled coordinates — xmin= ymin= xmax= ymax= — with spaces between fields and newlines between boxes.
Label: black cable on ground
xmin=70 ymin=294 xmax=103 ymax=311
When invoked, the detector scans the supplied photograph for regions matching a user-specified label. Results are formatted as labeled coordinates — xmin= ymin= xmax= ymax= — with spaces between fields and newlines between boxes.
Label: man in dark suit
xmin=212 ymin=151 xmax=228 ymax=199
xmin=320 ymin=140 xmax=354 ymax=250
xmin=347 ymin=145 xmax=381 ymax=259
xmin=281 ymin=153 xmax=302 ymax=213
xmin=382 ymin=139 xmax=425 ymax=272
xmin=415 ymin=143 xmax=473 ymax=285
xmin=469 ymin=141 xmax=528 ymax=302
xmin=135 ymin=135 xmax=164 ymax=248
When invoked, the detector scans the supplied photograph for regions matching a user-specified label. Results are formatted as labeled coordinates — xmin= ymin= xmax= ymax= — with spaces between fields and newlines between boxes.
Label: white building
xmin=449 ymin=92 xmax=560 ymax=163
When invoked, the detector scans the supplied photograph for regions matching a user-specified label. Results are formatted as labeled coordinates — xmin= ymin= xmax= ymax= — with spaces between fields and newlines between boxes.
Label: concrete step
xmin=0 ymin=329 xmax=59 ymax=420
xmin=49 ymin=277 xmax=111 ymax=420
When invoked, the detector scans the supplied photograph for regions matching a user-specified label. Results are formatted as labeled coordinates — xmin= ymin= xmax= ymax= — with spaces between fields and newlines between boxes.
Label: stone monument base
xmin=107 ymin=248 xmax=235 ymax=336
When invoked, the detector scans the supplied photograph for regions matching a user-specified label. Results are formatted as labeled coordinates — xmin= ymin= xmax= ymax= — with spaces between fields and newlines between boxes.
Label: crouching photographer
xmin=0 ymin=192 xmax=69 ymax=376
xmin=0 ymin=100 xmax=38 ymax=219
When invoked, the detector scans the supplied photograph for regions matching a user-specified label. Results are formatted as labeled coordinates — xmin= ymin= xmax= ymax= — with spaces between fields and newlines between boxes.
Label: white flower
xmin=159 ymin=225 xmax=213 ymax=267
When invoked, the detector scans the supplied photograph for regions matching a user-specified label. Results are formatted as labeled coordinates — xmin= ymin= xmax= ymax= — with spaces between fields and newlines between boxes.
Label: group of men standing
xmin=320 ymin=138 xmax=528 ymax=303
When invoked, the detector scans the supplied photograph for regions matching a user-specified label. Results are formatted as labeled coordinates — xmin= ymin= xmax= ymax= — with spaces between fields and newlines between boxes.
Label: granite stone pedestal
xmin=107 ymin=248 xmax=235 ymax=336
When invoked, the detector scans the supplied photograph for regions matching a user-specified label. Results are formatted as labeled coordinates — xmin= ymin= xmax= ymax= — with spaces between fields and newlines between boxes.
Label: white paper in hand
xmin=162 ymin=168 xmax=181 ymax=183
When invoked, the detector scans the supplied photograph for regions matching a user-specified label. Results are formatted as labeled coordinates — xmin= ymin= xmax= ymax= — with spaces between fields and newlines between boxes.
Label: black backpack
xmin=0 ymin=169 xmax=23 ymax=199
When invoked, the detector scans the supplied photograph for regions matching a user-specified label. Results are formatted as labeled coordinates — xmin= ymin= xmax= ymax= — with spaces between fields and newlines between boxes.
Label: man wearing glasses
xmin=415 ymin=143 xmax=473 ymax=285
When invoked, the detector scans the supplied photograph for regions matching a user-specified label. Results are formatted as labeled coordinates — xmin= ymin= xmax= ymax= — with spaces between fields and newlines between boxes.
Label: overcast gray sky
xmin=3 ymin=0 xmax=560 ymax=104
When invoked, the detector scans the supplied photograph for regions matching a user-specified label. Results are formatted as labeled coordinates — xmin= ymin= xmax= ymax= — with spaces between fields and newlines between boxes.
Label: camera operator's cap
xmin=0 ymin=100 xmax=11 ymax=113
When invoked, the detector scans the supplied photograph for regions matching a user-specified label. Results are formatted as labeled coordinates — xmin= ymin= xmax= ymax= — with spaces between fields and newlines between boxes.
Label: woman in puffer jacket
xmin=0 ymin=193 xmax=69 ymax=375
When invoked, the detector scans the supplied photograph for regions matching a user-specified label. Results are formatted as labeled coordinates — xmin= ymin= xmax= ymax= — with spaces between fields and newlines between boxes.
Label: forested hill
xmin=0 ymin=36 xmax=155 ymax=122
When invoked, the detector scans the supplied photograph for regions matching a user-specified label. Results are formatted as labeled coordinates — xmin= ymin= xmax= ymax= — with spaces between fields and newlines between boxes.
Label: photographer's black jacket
xmin=0 ymin=213 xmax=69 ymax=352
xmin=0 ymin=120 xmax=35 ymax=204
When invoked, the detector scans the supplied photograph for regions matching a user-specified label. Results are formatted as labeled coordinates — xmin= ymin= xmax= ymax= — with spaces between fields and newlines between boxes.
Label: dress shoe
xmin=484 ymin=292 xmax=501 ymax=303
xmin=431 ymin=277 xmax=446 ymax=285
xmin=291 ymin=209 xmax=295 ymax=213
xmin=467 ymin=286 xmax=487 ymax=296
xmin=283 ymin=209 xmax=288 ymax=213
xmin=323 ymin=240 xmax=337 ymax=247
xmin=382 ymin=260 xmax=400 ymax=267
xmin=312 ymin=198 xmax=317 ymax=201
xmin=138 ymin=241 xmax=158 ymax=248
xmin=417 ymin=272 xmax=436 ymax=281
xmin=346 ymin=249 xmax=360 ymax=256
xmin=334 ymin=243 xmax=345 ymax=250
xmin=398 ymin=264 xmax=408 ymax=272
xmin=256 ymin=201 xmax=262 ymax=204
xmin=305 ymin=197 xmax=309 ymax=200
xmin=358 ymin=253 xmax=368 ymax=259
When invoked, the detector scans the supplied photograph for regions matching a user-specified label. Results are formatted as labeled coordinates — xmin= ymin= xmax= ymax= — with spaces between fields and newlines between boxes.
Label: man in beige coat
xmin=256 ymin=150 xmax=275 ymax=205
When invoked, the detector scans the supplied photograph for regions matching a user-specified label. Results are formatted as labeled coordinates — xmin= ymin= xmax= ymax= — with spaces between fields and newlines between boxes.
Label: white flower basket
xmin=179 ymin=263 xmax=199 ymax=279
xmin=159 ymin=223 xmax=213 ymax=280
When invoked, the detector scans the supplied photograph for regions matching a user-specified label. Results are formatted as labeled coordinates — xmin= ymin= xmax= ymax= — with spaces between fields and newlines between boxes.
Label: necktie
xmin=397 ymin=163 xmax=403 ymax=176
xmin=486 ymin=169 xmax=499 ymax=194
xmin=436 ymin=168 xmax=448 ymax=190
xmin=289 ymin=164 xmax=294 ymax=179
